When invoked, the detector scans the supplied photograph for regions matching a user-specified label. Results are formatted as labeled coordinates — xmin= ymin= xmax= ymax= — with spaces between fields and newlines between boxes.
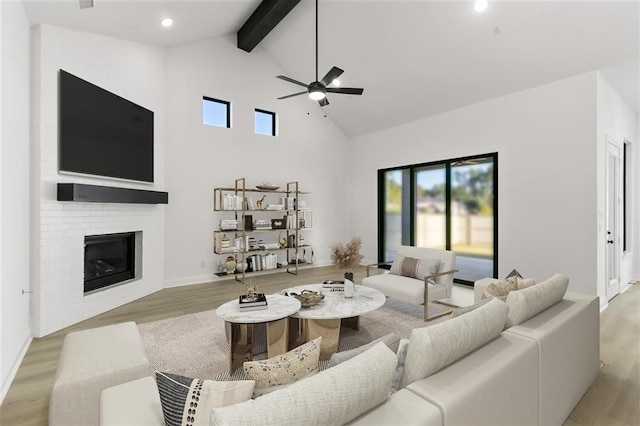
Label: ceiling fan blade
xmin=320 ymin=66 xmax=344 ymax=86
xmin=318 ymin=97 xmax=329 ymax=107
xmin=276 ymin=75 xmax=308 ymax=88
xmin=326 ymin=87 xmax=364 ymax=95
xmin=277 ymin=91 xmax=307 ymax=100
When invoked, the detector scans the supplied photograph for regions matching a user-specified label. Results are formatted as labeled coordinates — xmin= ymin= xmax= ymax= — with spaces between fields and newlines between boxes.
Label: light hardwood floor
xmin=0 ymin=268 xmax=637 ymax=425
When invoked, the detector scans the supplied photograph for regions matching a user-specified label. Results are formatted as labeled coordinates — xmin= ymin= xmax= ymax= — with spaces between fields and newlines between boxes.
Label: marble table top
xmin=284 ymin=283 xmax=386 ymax=320
xmin=215 ymin=294 xmax=301 ymax=324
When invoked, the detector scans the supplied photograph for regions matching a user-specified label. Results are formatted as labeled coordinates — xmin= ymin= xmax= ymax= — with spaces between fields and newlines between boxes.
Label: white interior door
xmin=605 ymin=141 xmax=621 ymax=301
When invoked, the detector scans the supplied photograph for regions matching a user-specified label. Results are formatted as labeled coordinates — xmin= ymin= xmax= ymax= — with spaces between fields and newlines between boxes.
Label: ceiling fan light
xmin=309 ymin=90 xmax=326 ymax=100
xmin=474 ymin=0 xmax=488 ymax=12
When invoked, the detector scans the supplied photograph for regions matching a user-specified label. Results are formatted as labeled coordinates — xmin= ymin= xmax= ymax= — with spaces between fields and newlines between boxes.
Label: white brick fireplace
xmin=33 ymin=194 xmax=165 ymax=336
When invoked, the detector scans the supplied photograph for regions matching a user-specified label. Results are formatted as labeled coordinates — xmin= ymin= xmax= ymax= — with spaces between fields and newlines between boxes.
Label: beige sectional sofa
xmin=94 ymin=274 xmax=599 ymax=426
xmin=351 ymin=289 xmax=599 ymax=426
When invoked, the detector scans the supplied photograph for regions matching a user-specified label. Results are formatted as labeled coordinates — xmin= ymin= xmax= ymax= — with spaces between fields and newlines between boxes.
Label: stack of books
xmin=247 ymin=254 xmax=278 ymax=271
xmin=238 ymin=293 xmax=268 ymax=311
xmin=254 ymin=219 xmax=272 ymax=230
xmin=220 ymin=219 xmax=238 ymax=231
xmin=322 ymin=280 xmax=344 ymax=292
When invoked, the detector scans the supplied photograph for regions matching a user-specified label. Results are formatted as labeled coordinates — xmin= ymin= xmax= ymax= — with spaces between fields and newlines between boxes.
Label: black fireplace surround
xmin=84 ymin=232 xmax=136 ymax=293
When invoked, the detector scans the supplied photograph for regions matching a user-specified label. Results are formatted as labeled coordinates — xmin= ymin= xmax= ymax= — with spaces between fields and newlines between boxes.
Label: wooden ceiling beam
xmin=237 ymin=0 xmax=301 ymax=52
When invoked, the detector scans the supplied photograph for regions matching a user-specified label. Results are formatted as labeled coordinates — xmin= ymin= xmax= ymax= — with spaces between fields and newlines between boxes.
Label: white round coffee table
xmin=216 ymin=294 xmax=301 ymax=372
xmin=283 ymin=284 xmax=386 ymax=359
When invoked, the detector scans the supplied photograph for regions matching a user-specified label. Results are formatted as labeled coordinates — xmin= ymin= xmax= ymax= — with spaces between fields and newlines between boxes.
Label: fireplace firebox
xmin=84 ymin=232 xmax=136 ymax=293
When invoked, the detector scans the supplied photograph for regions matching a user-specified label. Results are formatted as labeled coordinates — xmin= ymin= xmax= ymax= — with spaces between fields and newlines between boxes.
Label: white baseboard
xmin=163 ymin=274 xmax=216 ymax=288
xmin=0 ymin=334 xmax=33 ymax=406
xmin=163 ymin=262 xmax=333 ymax=288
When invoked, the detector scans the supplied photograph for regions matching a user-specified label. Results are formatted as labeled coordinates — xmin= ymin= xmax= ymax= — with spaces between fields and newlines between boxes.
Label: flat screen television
xmin=59 ymin=70 xmax=154 ymax=183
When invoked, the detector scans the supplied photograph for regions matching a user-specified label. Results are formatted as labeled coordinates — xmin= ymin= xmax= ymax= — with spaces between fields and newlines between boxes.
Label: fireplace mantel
xmin=57 ymin=183 xmax=168 ymax=204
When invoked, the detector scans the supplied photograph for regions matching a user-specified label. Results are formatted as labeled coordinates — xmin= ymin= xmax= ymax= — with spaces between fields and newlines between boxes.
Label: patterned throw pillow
xmin=506 ymin=269 xmax=523 ymax=279
xmin=243 ymin=336 xmax=321 ymax=396
xmin=155 ymin=372 xmax=254 ymax=426
xmin=482 ymin=275 xmax=519 ymax=301
xmin=390 ymin=254 xmax=441 ymax=281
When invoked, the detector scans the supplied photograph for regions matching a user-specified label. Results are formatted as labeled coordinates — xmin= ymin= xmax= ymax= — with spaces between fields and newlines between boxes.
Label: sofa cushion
xmin=504 ymin=273 xmax=569 ymax=328
xmin=517 ymin=277 xmax=536 ymax=289
xmin=329 ymin=332 xmax=400 ymax=367
xmin=100 ymin=376 xmax=164 ymax=426
xmin=155 ymin=372 xmax=254 ymax=426
xmin=243 ymin=336 xmax=321 ymax=396
xmin=210 ymin=342 xmax=397 ymax=426
xmin=390 ymin=254 xmax=441 ymax=281
xmin=391 ymin=339 xmax=409 ymax=393
xmin=449 ymin=296 xmax=493 ymax=318
xmin=399 ymin=297 xmax=509 ymax=389
xmin=406 ymin=333 xmax=539 ymax=426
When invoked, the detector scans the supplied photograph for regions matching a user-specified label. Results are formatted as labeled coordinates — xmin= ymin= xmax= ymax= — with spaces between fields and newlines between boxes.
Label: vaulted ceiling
xmin=21 ymin=0 xmax=639 ymax=138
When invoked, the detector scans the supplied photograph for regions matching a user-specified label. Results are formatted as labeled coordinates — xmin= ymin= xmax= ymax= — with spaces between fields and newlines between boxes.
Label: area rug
xmin=138 ymin=299 xmax=453 ymax=380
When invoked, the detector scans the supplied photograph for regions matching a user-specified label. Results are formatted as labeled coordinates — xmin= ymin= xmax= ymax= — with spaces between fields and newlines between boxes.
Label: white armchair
xmin=362 ymin=246 xmax=458 ymax=321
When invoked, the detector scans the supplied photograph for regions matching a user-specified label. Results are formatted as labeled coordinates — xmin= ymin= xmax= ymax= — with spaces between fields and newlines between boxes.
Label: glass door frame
xmin=377 ymin=153 xmax=498 ymax=285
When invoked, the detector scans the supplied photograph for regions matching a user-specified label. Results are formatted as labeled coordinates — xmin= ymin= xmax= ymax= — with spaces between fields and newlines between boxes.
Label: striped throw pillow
xmin=390 ymin=254 xmax=441 ymax=281
xmin=155 ymin=372 xmax=254 ymax=426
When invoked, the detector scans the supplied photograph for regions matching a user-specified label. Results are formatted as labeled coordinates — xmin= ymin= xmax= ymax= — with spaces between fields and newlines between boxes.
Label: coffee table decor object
xmin=322 ymin=280 xmax=344 ymax=292
xmin=239 ymin=281 xmax=267 ymax=310
xmin=330 ymin=237 xmax=364 ymax=299
xmin=283 ymin=289 xmax=324 ymax=308
xmin=238 ymin=293 xmax=267 ymax=311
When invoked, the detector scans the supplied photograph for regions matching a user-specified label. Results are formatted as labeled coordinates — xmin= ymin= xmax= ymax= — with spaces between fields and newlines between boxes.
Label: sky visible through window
xmin=203 ymin=97 xmax=229 ymax=128
xmin=255 ymin=109 xmax=275 ymax=136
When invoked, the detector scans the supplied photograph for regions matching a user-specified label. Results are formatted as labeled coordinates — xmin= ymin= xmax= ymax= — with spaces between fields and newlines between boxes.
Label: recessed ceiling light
xmin=161 ymin=18 xmax=174 ymax=28
xmin=474 ymin=0 xmax=488 ymax=12
xmin=331 ymin=79 xmax=340 ymax=87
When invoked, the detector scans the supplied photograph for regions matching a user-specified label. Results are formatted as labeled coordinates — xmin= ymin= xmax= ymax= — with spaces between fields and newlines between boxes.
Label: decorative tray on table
xmin=283 ymin=289 xmax=324 ymax=308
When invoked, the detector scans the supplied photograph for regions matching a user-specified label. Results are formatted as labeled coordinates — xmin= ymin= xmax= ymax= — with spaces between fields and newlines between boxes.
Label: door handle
xmin=607 ymin=240 xmax=614 ymax=244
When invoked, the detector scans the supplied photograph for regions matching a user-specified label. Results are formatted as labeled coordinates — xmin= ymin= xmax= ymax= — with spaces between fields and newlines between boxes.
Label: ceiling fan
xmin=276 ymin=0 xmax=364 ymax=107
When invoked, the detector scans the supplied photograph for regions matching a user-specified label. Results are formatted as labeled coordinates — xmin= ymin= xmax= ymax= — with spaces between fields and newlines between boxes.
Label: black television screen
xmin=59 ymin=70 xmax=154 ymax=183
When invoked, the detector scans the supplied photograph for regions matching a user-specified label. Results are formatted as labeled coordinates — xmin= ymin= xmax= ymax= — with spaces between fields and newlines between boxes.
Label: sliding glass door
xmin=378 ymin=154 xmax=497 ymax=285
xmin=415 ymin=165 xmax=447 ymax=250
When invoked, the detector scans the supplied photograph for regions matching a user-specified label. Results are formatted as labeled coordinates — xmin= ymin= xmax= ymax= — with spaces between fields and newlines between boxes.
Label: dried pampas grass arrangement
xmin=330 ymin=237 xmax=364 ymax=270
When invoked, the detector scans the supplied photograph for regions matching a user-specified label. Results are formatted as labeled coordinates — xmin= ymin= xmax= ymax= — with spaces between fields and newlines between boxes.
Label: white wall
xmin=350 ymin=73 xmax=599 ymax=296
xmin=596 ymin=72 xmax=639 ymax=303
xmin=0 ymin=0 xmax=31 ymax=403
xmin=31 ymin=25 xmax=167 ymax=336
xmin=163 ymin=35 xmax=351 ymax=286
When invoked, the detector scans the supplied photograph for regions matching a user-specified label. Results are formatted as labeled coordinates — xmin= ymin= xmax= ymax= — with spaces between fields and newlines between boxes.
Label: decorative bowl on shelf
xmin=256 ymin=181 xmax=279 ymax=191
xmin=256 ymin=185 xmax=279 ymax=191
xmin=284 ymin=289 xmax=324 ymax=308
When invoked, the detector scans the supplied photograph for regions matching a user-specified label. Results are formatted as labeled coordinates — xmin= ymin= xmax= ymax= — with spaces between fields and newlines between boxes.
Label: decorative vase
xmin=220 ymin=234 xmax=230 ymax=250
xmin=236 ymin=259 xmax=248 ymax=273
xmin=344 ymin=272 xmax=355 ymax=298
xmin=224 ymin=256 xmax=236 ymax=274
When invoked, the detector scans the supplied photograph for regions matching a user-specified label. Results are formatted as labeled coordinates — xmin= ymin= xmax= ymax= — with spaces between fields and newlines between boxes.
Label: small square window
xmin=255 ymin=109 xmax=276 ymax=136
xmin=203 ymin=97 xmax=230 ymax=128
